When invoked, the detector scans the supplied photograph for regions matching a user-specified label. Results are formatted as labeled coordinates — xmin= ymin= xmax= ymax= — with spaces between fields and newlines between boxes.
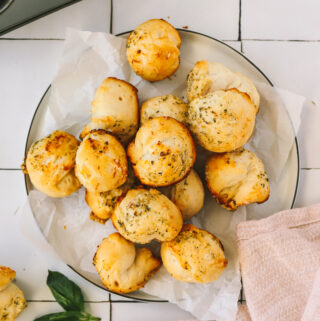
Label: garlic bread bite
xmin=0 ymin=266 xmax=27 ymax=320
xmin=127 ymin=117 xmax=196 ymax=187
xmin=75 ymin=130 xmax=128 ymax=193
xmin=112 ymin=188 xmax=183 ymax=244
xmin=187 ymin=61 xmax=260 ymax=111
xmin=80 ymin=77 xmax=139 ymax=145
xmin=170 ymin=169 xmax=205 ymax=221
xmin=187 ymin=89 xmax=256 ymax=153
xmin=24 ymin=130 xmax=81 ymax=198
xmin=0 ymin=266 xmax=15 ymax=292
xmin=140 ymin=95 xmax=187 ymax=125
xmin=93 ymin=233 xmax=161 ymax=294
xmin=161 ymin=224 xmax=227 ymax=283
xmin=206 ymin=149 xmax=270 ymax=210
xmin=126 ymin=19 xmax=181 ymax=81
xmin=86 ymin=167 xmax=136 ymax=223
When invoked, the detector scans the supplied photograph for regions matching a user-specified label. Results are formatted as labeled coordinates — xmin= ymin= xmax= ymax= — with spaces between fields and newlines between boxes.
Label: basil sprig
xmin=34 ymin=271 xmax=101 ymax=321
xmin=34 ymin=311 xmax=101 ymax=321
xmin=47 ymin=271 xmax=84 ymax=311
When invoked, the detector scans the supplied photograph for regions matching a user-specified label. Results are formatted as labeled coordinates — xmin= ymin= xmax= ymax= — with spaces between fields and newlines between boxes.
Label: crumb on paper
xmin=182 ymin=26 xmax=189 ymax=29
xmin=312 ymin=100 xmax=317 ymax=106
xmin=64 ymin=225 xmax=67 ymax=230
xmin=90 ymin=212 xmax=106 ymax=224
xmin=21 ymin=161 xmax=28 ymax=174
xmin=167 ymin=16 xmax=170 ymax=19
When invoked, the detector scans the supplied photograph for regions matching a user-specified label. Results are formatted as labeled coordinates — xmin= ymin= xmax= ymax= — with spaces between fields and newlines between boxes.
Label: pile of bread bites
xmin=23 ymin=19 xmax=270 ymax=294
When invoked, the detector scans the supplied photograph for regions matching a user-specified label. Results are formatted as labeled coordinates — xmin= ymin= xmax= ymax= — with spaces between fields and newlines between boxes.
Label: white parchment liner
xmin=20 ymin=29 xmax=305 ymax=321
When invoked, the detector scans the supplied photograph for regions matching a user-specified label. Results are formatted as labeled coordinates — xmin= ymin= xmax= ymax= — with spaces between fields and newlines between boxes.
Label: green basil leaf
xmin=34 ymin=311 xmax=101 ymax=321
xmin=47 ymin=270 xmax=84 ymax=311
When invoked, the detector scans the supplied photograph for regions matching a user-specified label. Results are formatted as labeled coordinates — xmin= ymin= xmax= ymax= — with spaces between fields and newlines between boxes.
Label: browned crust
xmin=106 ymin=78 xmax=139 ymax=124
xmin=21 ymin=158 xmax=28 ymax=174
xmin=148 ymin=55 xmax=180 ymax=82
xmin=106 ymin=256 xmax=161 ymax=294
xmin=164 ymin=224 xmax=228 ymax=270
xmin=92 ymin=235 xmax=162 ymax=294
xmin=0 ymin=265 xmax=16 ymax=284
xmin=205 ymin=154 xmax=270 ymax=211
xmin=126 ymin=19 xmax=181 ymax=82
xmin=111 ymin=188 xmax=183 ymax=243
xmin=157 ymin=19 xmax=181 ymax=48
xmin=87 ymin=128 xmax=128 ymax=155
xmin=127 ymin=117 xmax=196 ymax=187
xmin=127 ymin=19 xmax=181 ymax=48
xmin=78 ymin=129 xmax=129 ymax=191
xmin=89 ymin=211 xmax=107 ymax=224
xmin=80 ymin=78 xmax=140 ymax=141
xmin=205 ymin=154 xmax=237 ymax=211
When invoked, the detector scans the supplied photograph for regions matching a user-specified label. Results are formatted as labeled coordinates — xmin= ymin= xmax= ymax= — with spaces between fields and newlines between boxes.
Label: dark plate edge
xmin=23 ymin=29 xmax=300 ymax=302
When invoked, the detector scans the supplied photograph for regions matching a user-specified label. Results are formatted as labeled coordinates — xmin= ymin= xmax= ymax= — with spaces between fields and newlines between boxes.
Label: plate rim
xmin=23 ymin=29 xmax=300 ymax=302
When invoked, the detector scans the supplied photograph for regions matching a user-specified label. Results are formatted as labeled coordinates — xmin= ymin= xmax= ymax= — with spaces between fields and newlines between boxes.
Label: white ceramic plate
xmin=24 ymin=30 xmax=299 ymax=302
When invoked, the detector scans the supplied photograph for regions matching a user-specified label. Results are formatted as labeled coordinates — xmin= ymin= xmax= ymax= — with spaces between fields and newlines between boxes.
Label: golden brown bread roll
xmin=187 ymin=61 xmax=260 ymax=111
xmin=187 ymin=89 xmax=256 ymax=152
xmin=205 ymin=149 xmax=270 ymax=210
xmin=127 ymin=117 xmax=196 ymax=187
xmin=170 ymin=169 xmax=205 ymax=221
xmin=140 ymin=95 xmax=187 ymax=125
xmin=85 ymin=167 xmax=136 ymax=223
xmin=75 ymin=129 xmax=128 ymax=193
xmin=161 ymin=224 xmax=227 ymax=283
xmin=0 ymin=283 xmax=27 ymax=321
xmin=112 ymin=188 xmax=183 ymax=244
xmin=0 ymin=266 xmax=27 ymax=321
xmin=25 ymin=130 xmax=81 ymax=198
xmin=93 ymin=233 xmax=161 ymax=293
xmin=80 ymin=78 xmax=139 ymax=145
xmin=126 ymin=19 xmax=181 ymax=81
xmin=0 ymin=267 xmax=15 ymax=292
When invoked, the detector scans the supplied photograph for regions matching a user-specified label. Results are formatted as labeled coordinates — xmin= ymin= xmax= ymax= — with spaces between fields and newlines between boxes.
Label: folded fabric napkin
xmin=236 ymin=204 xmax=320 ymax=321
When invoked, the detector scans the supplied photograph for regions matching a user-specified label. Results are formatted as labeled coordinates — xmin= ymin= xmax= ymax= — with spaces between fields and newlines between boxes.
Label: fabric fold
xmin=237 ymin=204 xmax=320 ymax=321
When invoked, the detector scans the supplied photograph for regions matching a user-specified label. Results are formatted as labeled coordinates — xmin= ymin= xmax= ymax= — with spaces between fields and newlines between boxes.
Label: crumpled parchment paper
xmin=21 ymin=28 xmax=304 ymax=321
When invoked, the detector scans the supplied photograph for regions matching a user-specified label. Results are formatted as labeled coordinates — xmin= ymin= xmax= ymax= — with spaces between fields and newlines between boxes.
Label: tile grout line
xmin=0 ymin=38 xmax=64 ymax=41
xmin=238 ymin=0 xmax=242 ymax=41
xmin=109 ymin=0 xmax=113 ymax=34
xmin=109 ymin=294 xmax=112 ymax=321
xmin=238 ymin=0 xmax=243 ymax=53
xmin=0 ymin=168 xmax=21 ymax=171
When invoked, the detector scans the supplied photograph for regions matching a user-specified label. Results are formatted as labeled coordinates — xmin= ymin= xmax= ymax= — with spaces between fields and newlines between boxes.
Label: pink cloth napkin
xmin=236 ymin=204 xmax=320 ymax=321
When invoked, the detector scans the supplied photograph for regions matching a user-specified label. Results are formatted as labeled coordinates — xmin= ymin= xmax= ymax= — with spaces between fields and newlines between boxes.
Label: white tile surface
xmin=0 ymin=170 xmax=109 ymax=301
xmin=297 ymin=101 xmax=320 ymax=168
xmin=0 ymin=40 xmax=63 ymax=168
xmin=242 ymin=0 xmax=320 ymax=40
xmin=111 ymin=302 xmax=194 ymax=321
xmin=113 ymin=0 xmax=239 ymax=40
xmin=16 ymin=301 xmax=110 ymax=321
xmin=294 ymin=169 xmax=320 ymax=208
xmin=1 ymin=0 xmax=111 ymax=39
xmin=242 ymin=41 xmax=320 ymax=103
